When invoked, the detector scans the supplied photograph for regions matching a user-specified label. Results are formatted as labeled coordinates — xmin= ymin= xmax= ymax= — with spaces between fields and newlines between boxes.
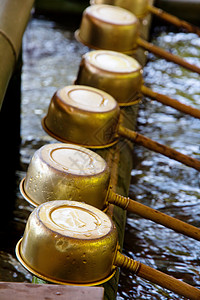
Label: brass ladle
xmin=20 ymin=143 xmax=200 ymax=241
xmin=75 ymin=4 xmax=200 ymax=74
xmin=90 ymin=0 xmax=200 ymax=36
xmin=42 ymin=85 xmax=200 ymax=171
xmin=16 ymin=200 xmax=200 ymax=299
xmin=75 ymin=49 xmax=200 ymax=118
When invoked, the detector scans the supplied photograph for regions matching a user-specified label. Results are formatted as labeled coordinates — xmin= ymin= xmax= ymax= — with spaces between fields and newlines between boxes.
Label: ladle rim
xmin=74 ymin=29 xmax=137 ymax=55
xmin=16 ymin=238 xmax=117 ymax=286
xmin=42 ymin=116 xmax=119 ymax=149
xmin=117 ymin=97 xmax=141 ymax=106
xmin=19 ymin=177 xmax=38 ymax=207
xmin=20 ymin=176 xmax=110 ymax=212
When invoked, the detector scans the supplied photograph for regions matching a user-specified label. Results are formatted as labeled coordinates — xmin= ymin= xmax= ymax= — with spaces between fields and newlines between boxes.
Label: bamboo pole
xmin=141 ymin=85 xmax=200 ymax=119
xmin=108 ymin=189 xmax=200 ymax=241
xmin=0 ymin=0 xmax=34 ymax=109
xmin=115 ymin=252 xmax=200 ymax=300
xmin=137 ymin=37 xmax=200 ymax=74
xmin=118 ymin=126 xmax=200 ymax=171
xmin=148 ymin=5 xmax=200 ymax=37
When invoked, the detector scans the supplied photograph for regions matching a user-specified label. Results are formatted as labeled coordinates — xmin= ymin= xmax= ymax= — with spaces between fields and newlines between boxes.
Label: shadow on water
xmin=0 ymin=13 xmax=200 ymax=300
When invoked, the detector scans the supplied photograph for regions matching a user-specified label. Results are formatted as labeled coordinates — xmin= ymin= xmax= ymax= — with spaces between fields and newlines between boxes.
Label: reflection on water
xmin=1 ymin=16 xmax=200 ymax=299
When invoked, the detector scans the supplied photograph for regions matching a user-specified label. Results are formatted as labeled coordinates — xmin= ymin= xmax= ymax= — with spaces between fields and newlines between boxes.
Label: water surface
xmin=0 ymin=16 xmax=200 ymax=300
xmin=118 ymin=29 xmax=200 ymax=299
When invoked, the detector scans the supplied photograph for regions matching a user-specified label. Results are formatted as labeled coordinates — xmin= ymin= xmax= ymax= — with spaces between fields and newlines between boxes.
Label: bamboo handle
xmin=115 ymin=252 xmax=200 ymax=300
xmin=108 ymin=188 xmax=200 ymax=241
xmin=141 ymin=85 xmax=200 ymax=119
xmin=127 ymin=198 xmax=200 ymax=240
xmin=148 ymin=5 xmax=200 ymax=37
xmin=137 ymin=37 xmax=200 ymax=74
xmin=118 ymin=125 xmax=200 ymax=171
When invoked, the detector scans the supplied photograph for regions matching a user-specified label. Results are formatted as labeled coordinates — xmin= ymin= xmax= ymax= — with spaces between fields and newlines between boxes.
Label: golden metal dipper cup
xmin=75 ymin=4 xmax=139 ymax=53
xmin=42 ymin=85 xmax=119 ymax=148
xmin=20 ymin=143 xmax=200 ymax=241
xmin=43 ymin=85 xmax=200 ymax=171
xmin=76 ymin=50 xmax=200 ymax=118
xmin=20 ymin=143 xmax=110 ymax=208
xmin=75 ymin=50 xmax=143 ymax=106
xmin=15 ymin=200 xmax=200 ymax=299
xmin=91 ymin=0 xmax=200 ymax=35
xmin=15 ymin=200 xmax=118 ymax=285
xmin=75 ymin=5 xmax=200 ymax=74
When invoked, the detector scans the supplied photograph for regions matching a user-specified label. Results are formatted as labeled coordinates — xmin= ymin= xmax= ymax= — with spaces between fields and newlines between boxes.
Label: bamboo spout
xmin=115 ymin=251 xmax=200 ymax=300
xmin=118 ymin=125 xmax=200 ymax=171
xmin=137 ymin=37 xmax=200 ymax=74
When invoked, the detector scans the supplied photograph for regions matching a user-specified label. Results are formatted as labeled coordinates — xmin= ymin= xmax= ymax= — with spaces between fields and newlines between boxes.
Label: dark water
xmin=0 ymin=15 xmax=200 ymax=300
